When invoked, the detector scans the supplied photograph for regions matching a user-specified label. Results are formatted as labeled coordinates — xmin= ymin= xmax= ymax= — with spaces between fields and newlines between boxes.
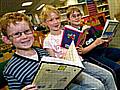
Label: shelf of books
xmin=94 ymin=0 xmax=110 ymax=19
xmin=57 ymin=1 xmax=89 ymax=22
xmin=58 ymin=0 xmax=111 ymax=23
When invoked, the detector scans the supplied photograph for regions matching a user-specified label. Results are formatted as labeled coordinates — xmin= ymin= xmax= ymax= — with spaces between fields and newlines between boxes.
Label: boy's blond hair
xmin=0 ymin=12 xmax=32 ymax=36
xmin=39 ymin=5 xmax=60 ymax=22
xmin=66 ymin=6 xmax=82 ymax=19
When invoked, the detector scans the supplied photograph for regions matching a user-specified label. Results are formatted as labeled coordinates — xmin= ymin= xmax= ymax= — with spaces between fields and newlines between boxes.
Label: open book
xmin=101 ymin=19 xmax=119 ymax=39
xmin=32 ymin=41 xmax=84 ymax=90
xmin=61 ymin=25 xmax=84 ymax=49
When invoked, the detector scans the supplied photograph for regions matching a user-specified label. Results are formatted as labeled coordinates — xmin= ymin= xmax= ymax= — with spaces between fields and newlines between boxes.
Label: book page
xmin=63 ymin=41 xmax=84 ymax=67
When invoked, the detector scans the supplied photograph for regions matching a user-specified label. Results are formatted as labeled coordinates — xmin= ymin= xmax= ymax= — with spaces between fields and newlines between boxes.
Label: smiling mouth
xmin=54 ymin=24 xmax=59 ymax=27
xmin=21 ymin=40 xmax=30 ymax=44
xmin=74 ymin=21 xmax=80 ymax=24
xmin=74 ymin=20 xmax=80 ymax=22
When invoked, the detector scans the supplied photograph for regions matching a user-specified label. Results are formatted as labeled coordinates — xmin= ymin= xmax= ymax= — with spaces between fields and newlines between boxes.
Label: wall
xmin=66 ymin=0 xmax=78 ymax=6
xmin=108 ymin=0 xmax=120 ymax=48
xmin=108 ymin=0 xmax=120 ymax=19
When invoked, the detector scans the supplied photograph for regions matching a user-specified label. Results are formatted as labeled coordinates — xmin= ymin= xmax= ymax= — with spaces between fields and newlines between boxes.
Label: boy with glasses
xmin=66 ymin=6 xmax=120 ymax=89
xmin=0 ymin=12 xmax=49 ymax=90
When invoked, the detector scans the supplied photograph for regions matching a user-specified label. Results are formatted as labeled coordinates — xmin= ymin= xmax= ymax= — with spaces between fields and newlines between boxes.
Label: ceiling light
xmin=36 ymin=4 xmax=45 ymax=10
xmin=22 ymin=2 xmax=33 ymax=6
xmin=17 ymin=10 xmax=26 ymax=13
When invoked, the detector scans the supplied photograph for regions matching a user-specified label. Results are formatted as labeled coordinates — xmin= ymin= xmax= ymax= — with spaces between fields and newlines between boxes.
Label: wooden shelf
xmin=56 ymin=2 xmax=87 ymax=9
xmin=57 ymin=2 xmax=88 ymax=22
xmin=94 ymin=0 xmax=110 ymax=19
xmin=105 ymin=15 xmax=110 ymax=18
xmin=60 ymin=13 xmax=67 ymax=16
xmin=70 ymin=2 xmax=86 ymax=6
xmin=97 ymin=4 xmax=108 ymax=8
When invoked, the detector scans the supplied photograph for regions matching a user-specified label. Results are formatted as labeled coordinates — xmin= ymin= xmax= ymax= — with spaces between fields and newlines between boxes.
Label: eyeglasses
xmin=8 ymin=29 xmax=33 ymax=39
xmin=71 ymin=14 xmax=81 ymax=18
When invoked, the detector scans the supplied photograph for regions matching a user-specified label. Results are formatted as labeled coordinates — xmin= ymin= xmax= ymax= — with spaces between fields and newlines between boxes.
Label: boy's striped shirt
xmin=3 ymin=47 xmax=49 ymax=90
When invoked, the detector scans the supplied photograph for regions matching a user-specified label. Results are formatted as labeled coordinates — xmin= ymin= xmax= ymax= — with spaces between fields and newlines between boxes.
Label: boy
xmin=40 ymin=5 xmax=117 ymax=90
xmin=66 ymin=6 xmax=120 ymax=89
xmin=0 ymin=12 xmax=49 ymax=90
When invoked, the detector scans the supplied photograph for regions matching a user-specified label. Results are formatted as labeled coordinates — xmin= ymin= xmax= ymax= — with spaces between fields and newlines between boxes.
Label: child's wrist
xmin=92 ymin=42 xmax=98 ymax=47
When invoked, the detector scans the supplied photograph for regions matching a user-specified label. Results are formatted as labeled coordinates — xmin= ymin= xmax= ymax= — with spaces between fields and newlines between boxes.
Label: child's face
xmin=7 ymin=20 xmax=34 ymax=50
xmin=45 ymin=12 xmax=61 ymax=31
xmin=68 ymin=11 xmax=82 ymax=26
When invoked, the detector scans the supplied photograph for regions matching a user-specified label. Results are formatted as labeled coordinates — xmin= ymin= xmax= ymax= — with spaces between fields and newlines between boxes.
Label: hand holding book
xmin=76 ymin=45 xmax=83 ymax=55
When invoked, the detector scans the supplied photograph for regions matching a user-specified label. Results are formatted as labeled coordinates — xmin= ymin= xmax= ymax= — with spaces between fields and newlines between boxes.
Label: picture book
xmin=101 ymin=19 xmax=119 ymax=39
xmin=32 ymin=42 xmax=84 ymax=90
xmin=61 ymin=25 xmax=84 ymax=49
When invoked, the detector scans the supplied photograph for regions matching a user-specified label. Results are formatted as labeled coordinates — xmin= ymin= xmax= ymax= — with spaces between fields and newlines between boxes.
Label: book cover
xmin=61 ymin=25 xmax=84 ymax=49
xmin=101 ymin=19 xmax=119 ymax=39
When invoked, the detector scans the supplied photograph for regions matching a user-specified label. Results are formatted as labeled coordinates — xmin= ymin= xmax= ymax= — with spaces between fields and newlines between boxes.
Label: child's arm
xmin=79 ymin=37 xmax=109 ymax=54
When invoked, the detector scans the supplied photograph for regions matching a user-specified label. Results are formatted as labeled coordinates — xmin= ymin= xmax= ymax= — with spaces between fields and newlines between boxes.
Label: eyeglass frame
xmin=71 ymin=14 xmax=82 ymax=18
xmin=8 ymin=29 xmax=33 ymax=39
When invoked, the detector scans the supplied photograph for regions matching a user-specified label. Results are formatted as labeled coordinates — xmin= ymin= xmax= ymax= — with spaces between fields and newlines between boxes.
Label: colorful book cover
xmin=61 ymin=25 xmax=84 ymax=49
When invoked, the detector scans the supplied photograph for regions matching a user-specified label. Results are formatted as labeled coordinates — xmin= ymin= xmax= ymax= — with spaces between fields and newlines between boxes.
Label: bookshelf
xmin=56 ymin=1 xmax=88 ymax=22
xmin=94 ymin=0 xmax=110 ymax=19
xmin=57 ymin=0 xmax=111 ymax=23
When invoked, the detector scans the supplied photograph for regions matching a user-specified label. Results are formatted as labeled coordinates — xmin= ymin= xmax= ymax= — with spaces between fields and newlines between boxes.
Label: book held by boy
xmin=32 ymin=41 xmax=84 ymax=90
xmin=61 ymin=25 xmax=84 ymax=49
xmin=101 ymin=19 xmax=119 ymax=39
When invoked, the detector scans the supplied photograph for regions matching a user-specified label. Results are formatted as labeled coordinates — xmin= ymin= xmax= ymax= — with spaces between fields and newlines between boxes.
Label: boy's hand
xmin=76 ymin=45 xmax=83 ymax=55
xmin=94 ymin=37 xmax=109 ymax=46
xmin=22 ymin=84 xmax=38 ymax=90
xmin=107 ymin=37 xmax=112 ymax=42
xmin=101 ymin=36 xmax=112 ymax=42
